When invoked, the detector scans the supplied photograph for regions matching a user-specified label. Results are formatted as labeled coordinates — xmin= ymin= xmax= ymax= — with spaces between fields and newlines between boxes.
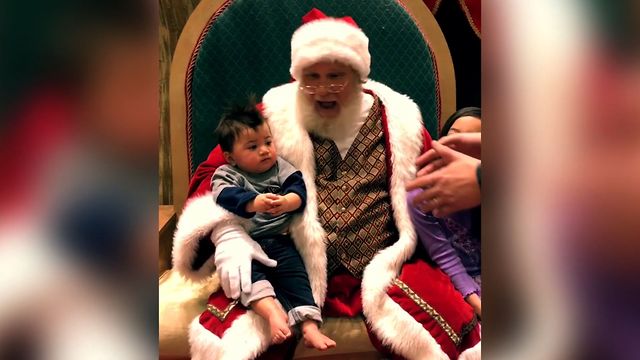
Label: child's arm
xmin=275 ymin=157 xmax=307 ymax=210
xmin=422 ymin=219 xmax=482 ymax=317
xmin=212 ymin=166 xmax=261 ymax=218
xmin=408 ymin=190 xmax=480 ymax=307
xmin=420 ymin=216 xmax=480 ymax=300
xmin=466 ymin=293 xmax=481 ymax=317
xmin=268 ymin=168 xmax=307 ymax=216
xmin=281 ymin=170 xmax=307 ymax=211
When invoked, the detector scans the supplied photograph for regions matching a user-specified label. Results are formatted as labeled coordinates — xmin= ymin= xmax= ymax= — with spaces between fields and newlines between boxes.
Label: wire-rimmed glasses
xmin=299 ymin=80 xmax=349 ymax=95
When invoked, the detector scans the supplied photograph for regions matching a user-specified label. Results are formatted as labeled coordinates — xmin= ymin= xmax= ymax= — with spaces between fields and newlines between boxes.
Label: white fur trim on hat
xmin=290 ymin=18 xmax=370 ymax=81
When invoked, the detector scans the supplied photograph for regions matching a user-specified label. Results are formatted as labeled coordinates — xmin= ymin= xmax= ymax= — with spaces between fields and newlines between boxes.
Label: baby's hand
xmin=268 ymin=193 xmax=302 ymax=216
xmin=267 ymin=195 xmax=289 ymax=216
xmin=248 ymin=193 xmax=279 ymax=213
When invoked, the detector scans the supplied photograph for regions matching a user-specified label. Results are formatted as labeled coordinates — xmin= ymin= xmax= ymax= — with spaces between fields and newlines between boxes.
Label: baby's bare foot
xmin=302 ymin=325 xmax=336 ymax=351
xmin=268 ymin=314 xmax=291 ymax=344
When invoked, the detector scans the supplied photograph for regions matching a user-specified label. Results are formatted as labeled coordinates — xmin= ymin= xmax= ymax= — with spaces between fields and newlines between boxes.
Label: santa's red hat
xmin=290 ymin=8 xmax=370 ymax=82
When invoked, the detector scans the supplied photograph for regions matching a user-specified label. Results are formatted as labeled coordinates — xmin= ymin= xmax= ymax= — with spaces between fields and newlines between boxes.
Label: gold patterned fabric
xmin=312 ymin=96 xmax=399 ymax=277
xmin=391 ymin=278 xmax=478 ymax=347
xmin=206 ymin=299 xmax=238 ymax=322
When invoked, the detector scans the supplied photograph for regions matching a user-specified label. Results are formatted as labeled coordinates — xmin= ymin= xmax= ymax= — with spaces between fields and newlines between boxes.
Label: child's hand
xmin=247 ymin=193 xmax=279 ymax=213
xmin=267 ymin=195 xmax=289 ymax=216
xmin=268 ymin=193 xmax=302 ymax=216
xmin=465 ymin=293 xmax=481 ymax=318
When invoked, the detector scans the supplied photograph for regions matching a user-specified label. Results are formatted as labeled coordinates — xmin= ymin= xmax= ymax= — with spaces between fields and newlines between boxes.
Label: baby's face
xmin=228 ymin=124 xmax=277 ymax=174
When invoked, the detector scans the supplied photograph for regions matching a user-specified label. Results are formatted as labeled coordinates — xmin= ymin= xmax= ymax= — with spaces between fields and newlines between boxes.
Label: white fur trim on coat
xmin=263 ymin=83 xmax=328 ymax=306
xmin=459 ymin=341 xmax=481 ymax=360
xmin=359 ymin=81 xmax=449 ymax=359
xmin=188 ymin=299 xmax=286 ymax=360
xmin=188 ymin=316 xmax=222 ymax=360
xmin=189 ymin=311 xmax=271 ymax=360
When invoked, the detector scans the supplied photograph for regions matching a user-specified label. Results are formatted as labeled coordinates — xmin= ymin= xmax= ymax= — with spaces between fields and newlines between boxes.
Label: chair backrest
xmin=170 ymin=0 xmax=455 ymax=213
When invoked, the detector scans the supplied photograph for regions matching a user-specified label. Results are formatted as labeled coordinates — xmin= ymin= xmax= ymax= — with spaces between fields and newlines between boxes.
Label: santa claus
xmin=172 ymin=8 xmax=480 ymax=360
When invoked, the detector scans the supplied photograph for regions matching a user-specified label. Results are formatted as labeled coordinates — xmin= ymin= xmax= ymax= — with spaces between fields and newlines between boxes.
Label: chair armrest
xmin=159 ymin=205 xmax=177 ymax=275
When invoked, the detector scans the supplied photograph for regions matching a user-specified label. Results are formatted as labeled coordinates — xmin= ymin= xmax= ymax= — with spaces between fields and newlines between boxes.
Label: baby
xmin=211 ymin=101 xmax=336 ymax=350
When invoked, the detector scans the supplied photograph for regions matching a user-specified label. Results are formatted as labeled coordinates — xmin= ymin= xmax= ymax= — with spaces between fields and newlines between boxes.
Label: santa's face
xmin=299 ymin=61 xmax=360 ymax=118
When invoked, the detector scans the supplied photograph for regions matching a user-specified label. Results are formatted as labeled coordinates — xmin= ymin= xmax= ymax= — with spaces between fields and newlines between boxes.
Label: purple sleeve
xmin=407 ymin=189 xmax=480 ymax=298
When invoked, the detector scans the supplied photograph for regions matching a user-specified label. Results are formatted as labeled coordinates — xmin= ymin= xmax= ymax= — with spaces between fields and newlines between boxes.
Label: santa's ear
xmin=223 ymin=151 xmax=235 ymax=165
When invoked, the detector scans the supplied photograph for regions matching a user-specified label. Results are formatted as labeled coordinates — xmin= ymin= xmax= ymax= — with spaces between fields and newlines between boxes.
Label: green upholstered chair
xmin=161 ymin=0 xmax=455 ymax=358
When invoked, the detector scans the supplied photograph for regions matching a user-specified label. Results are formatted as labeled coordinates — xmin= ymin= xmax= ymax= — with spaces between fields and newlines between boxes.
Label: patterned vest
xmin=312 ymin=96 xmax=399 ymax=277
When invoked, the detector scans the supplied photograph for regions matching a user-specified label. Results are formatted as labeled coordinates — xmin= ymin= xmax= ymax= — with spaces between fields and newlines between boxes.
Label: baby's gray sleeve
xmin=211 ymin=165 xmax=245 ymax=203
xmin=276 ymin=156 xmax=300 ymax=184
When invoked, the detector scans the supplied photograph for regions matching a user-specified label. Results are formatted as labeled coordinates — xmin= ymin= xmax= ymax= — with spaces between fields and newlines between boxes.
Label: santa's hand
xmin=212 ymin=222 xmax=277 ymax=299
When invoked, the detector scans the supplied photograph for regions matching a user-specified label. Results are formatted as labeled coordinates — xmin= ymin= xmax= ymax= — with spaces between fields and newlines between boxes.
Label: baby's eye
xmin=248 ymin=145 xmax=257 ymax=150
xmin=265 ymin=140 xmax=272 ymax=146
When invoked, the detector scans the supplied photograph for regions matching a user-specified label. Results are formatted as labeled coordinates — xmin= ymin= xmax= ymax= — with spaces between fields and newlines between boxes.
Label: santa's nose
xmin=315 ymin=85 xmax=329 ymax=95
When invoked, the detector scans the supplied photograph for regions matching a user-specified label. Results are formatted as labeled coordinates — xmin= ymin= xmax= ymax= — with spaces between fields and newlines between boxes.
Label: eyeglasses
xmin=299 ymin=80 xmax=349 ymax=95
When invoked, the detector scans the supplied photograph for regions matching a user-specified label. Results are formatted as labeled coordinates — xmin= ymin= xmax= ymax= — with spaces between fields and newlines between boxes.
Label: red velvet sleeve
xmin=187 ymin=145 xmax=227 ymax=200
xmin=421 ymin=127 xmax=433 ymax=155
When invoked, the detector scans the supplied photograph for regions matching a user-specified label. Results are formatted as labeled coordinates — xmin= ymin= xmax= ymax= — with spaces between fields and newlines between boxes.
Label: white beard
xmin=296 ymin=89 xmax=365 ymax=142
